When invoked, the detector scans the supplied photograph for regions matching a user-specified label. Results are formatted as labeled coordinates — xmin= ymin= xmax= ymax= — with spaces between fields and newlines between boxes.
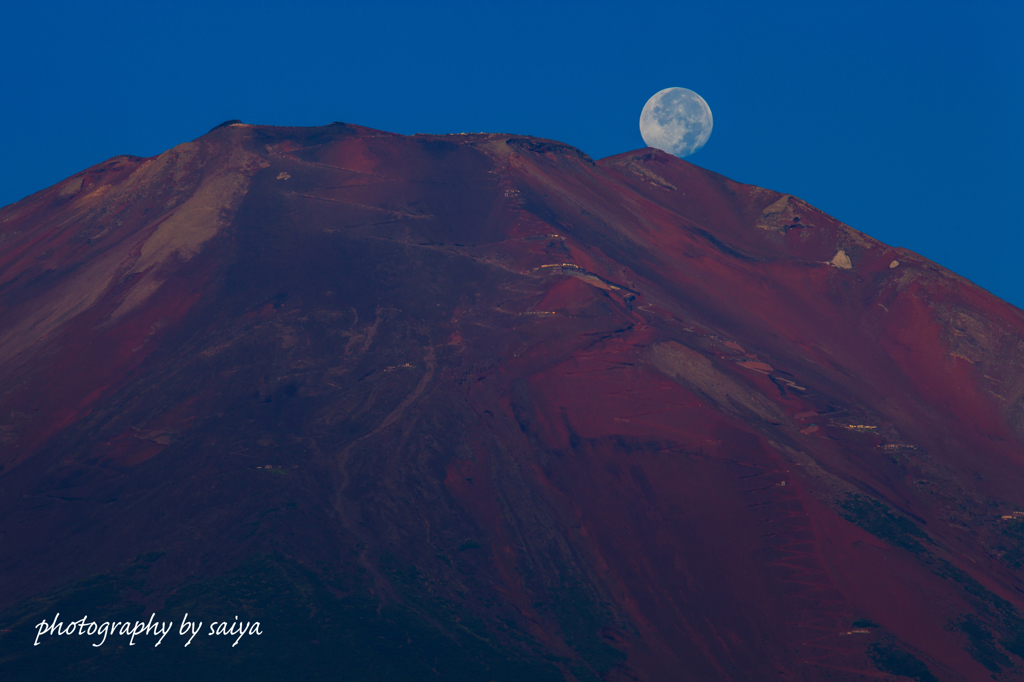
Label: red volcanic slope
xmin=2 ymin=122 xmax=1024 ymax=680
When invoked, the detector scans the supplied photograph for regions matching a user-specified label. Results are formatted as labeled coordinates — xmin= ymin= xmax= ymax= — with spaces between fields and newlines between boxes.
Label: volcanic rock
xmin=2 ymin=122 xmax=1024 ymax=681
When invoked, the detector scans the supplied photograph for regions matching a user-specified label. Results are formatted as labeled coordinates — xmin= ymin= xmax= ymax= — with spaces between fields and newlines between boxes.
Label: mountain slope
xmin=2 ymin=122 xmax=1024 ymax=681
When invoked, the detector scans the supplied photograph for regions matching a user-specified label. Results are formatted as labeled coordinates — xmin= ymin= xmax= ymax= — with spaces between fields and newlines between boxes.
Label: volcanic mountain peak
xmin=2 ymin=122 xmax=1024 ymax=681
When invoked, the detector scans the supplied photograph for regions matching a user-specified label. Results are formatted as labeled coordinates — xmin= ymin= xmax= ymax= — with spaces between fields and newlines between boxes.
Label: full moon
xmin=639 ymin=87 xmax=713 ymax=158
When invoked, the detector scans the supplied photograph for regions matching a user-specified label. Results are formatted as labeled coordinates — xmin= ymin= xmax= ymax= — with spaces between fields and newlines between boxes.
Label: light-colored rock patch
xmin=57 ymin=176 xmax=84 ymax=198
xmin=830 ymin=250 xmax=853 ymax=269
xmin=648 ymin=341 xmax=787 ymax=424
xmin=110 ymin=147 xmax=268 ymax=320
xmin=756 ymin=195 xmax=796 ymax=233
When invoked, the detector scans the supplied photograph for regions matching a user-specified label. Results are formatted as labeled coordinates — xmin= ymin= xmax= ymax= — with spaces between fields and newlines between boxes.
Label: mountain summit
xmin=2 ymin=122 xmax=1024 ymax=681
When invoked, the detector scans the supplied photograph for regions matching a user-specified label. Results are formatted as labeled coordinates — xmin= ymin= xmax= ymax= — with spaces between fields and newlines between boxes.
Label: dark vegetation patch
xmin=376 ymin=552 xmax=563 ymax=679
xmin=934 ymin=559 xmax=1013 ymax=617
xmin=868 ymin=642 xmax=937 ymax=682
xmin=951 ymin=615 xmax=1011 ymax=673
xmin=999 ymin=518 xmax=1024 ymax=569
xmin=531 ymin=577 xmax=627 ymax=678
xmin=0 ymin=553 xmax=564 ymax=682
xmin=838 ymin=494 xmax=1024 ymax=670
xmin=933 ymin=558 xmax=1024 ymax=667
xmin=1002 ymin=622 xmax=1024 ymax=660
xmin=839 ymin=493 xmax=930 ymax=555
xmin=0 ymin=551 xmax=166 ymax=642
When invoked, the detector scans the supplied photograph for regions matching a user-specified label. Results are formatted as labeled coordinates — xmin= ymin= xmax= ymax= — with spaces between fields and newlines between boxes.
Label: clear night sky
xmin=2 ymin=2 xmax=1021 ymax=307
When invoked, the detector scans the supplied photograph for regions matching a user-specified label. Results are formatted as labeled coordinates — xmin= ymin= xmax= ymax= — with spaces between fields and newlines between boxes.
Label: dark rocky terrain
xmin=2 ymin=121 xmax=1024 ymax=681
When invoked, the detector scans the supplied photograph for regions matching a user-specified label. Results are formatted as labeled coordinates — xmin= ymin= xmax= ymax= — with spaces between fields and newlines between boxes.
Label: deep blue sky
xmin=3 ymin=2 xmax=1022 ymax=306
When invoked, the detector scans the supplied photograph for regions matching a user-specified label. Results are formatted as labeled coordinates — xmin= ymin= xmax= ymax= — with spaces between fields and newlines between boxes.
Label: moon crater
xmin=640 ymin=87 xmax=713 ymax=158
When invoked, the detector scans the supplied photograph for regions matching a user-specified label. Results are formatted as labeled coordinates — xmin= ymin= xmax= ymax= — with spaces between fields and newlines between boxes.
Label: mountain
xmin=2 ymin=121 xmax=1024 ymax=681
